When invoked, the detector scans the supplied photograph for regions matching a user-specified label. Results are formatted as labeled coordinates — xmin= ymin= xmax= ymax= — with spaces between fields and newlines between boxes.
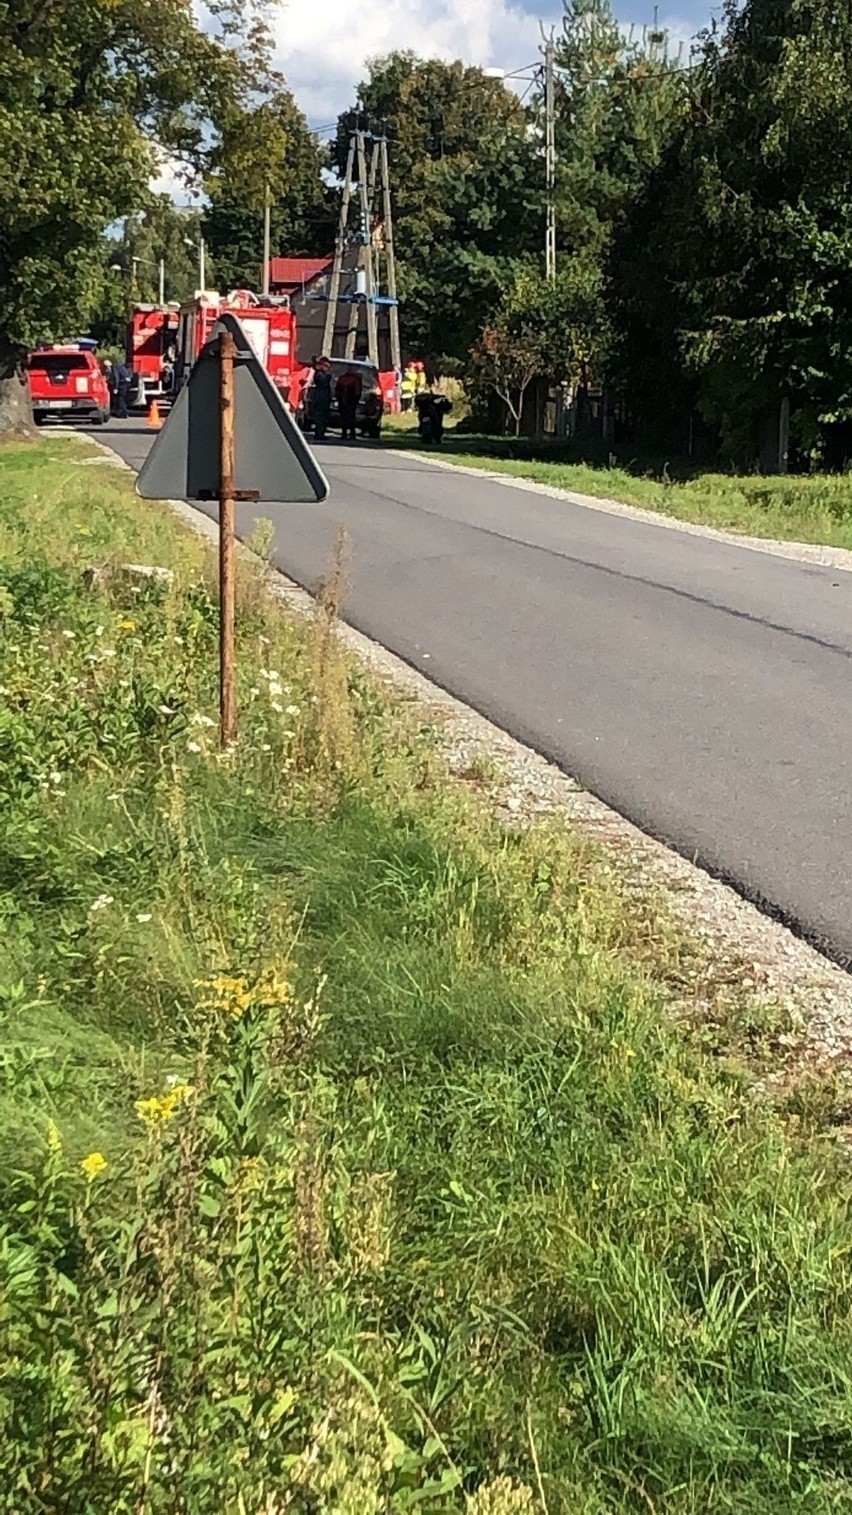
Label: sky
xmin=152 ymin=0 xmax=715 ymax=201
xmin=274 ymin=0 xmax=716 ymax=129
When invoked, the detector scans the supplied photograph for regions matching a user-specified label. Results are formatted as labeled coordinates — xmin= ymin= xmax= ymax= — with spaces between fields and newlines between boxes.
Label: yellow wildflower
xmin=81 ymin=1151 xmax=108 ymax=1181
xmin=119 ymin=618 xmax=137 ymax=632
xmin=135 ymin=1081 xmax=194 ymax=1128
xmin=197 ymin=974 xmax=254 ymax=1018
xmin=46 ymin=1119 xmax=63 ymax=1156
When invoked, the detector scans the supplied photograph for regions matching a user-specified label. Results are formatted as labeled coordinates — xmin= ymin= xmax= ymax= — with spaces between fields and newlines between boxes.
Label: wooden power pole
xmin=322 ymin=137 xmax=356 ymax=358
xmin=320 ymin=128 xmax=399 ymax=372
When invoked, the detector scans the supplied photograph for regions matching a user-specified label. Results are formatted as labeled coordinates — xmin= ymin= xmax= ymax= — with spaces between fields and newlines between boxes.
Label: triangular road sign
xmin=137 ymin=313 xmax=329 ymax=504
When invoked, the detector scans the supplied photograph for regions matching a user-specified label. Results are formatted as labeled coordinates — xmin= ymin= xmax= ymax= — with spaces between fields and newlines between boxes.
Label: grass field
xmin=2 ymin=436 xmax=852 ymax=1512
xmin=384 ymin=420 xmax=852 ymax=550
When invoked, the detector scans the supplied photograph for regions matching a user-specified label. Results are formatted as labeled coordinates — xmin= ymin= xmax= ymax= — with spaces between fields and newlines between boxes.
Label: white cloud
xmin=275 ymin=0 xmax=543 ymax=124
xmin=149 ymin=150 xmax=201 ymax=206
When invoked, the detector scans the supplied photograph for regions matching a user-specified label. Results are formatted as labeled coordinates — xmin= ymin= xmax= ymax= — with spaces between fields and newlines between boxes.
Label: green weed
xmin=1 ymin=439 xmax=852 ymax=1511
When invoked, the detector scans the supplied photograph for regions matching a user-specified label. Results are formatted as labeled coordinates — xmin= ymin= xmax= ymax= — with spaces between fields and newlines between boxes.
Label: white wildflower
xmin=268 ymin=681 xmax=283 ymax=697
xmin=49 ymin=771 xmax=62 ymax=786
xmin=173 ymin=635 xmax=184 ymax=646
xmin=190 ymin=713 xmax=215 ymax=728
xmin=135 ymin=913 xmax=153 ymax=923
xmin=286 ymin=704 xmax=301 ymax=716
xmin=271 ymin=702 xmax=283 ymax=714
xmin=187 ymin=740 xmax=202 ymax=754
xmin=261 ymin=743 xmax=271 ymax=752
xmin=61 ymin=630 xmax=76 ymax=640
xmin=95 ymin=625 xmax=104 ymax=638
xmin=89 ymin=894 xmax=114 ymax=913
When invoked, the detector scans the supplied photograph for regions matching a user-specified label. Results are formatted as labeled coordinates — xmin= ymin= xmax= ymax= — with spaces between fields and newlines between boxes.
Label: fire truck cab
xmin=175 ymin=289 xmax=302 ymax=409
xmin=126 ymin=304 xmax=180 ymax=410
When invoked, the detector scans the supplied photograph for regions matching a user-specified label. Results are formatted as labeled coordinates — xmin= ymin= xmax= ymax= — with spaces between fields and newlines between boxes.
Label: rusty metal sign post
xmin=136 ymin=311 xmax=329 ymax=750
xmin=218 ymin=329 xmax=237 ymax=747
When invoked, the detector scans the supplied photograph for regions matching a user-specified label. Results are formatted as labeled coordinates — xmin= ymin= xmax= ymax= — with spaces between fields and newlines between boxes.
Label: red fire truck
xmin=126 ymin=304 xmax=180 ymax=410
xmin=174 ymin=289 xmax=304 ymax=409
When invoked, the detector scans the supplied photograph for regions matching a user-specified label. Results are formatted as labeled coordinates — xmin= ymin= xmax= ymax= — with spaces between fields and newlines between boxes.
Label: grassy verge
xmin=386 ymin=429 xmax=852 ymax=550
xmin=3 ymin=436 xmax=852 ymax=1512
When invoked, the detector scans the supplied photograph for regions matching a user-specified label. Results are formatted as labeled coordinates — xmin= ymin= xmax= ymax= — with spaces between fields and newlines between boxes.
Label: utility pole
xmin=544 ymin=35 xmax=556 ymax=282
xmin=346 ymin=138 xmax=379 ymax=358
xmin=323 ymin=137 xmax=355 ymax=357
xmin=199 ymin=237 xmax=206 ymax=293
xmin=158 ymin=257 xmax=165 ymax=307
xmin=322 ymin=129 xmax=399 ymax=371
xmin=262 ymin=185 xmax=271 ymax=296
xmin=380 ymin=136 xmax=401 ymax=374
xmin=356 ymin=131 xmax=379 ymax=366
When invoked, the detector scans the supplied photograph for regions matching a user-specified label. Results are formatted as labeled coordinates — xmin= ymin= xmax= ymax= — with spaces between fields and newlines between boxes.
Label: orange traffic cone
xmin=147 ymin=398 xmax=161 ymax=428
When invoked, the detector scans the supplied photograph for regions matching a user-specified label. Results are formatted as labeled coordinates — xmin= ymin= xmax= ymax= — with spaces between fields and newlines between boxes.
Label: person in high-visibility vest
xmin=401 ymin=363 xmax=417 ymax=411
xmin=414 ymin=362 xmax=428 ymax=397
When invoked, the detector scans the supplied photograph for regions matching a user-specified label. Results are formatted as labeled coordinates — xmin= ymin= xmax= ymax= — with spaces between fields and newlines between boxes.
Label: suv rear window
xmin=29 ymin=354 xmax=90 ymax=373
xmin=330 ymin=361 xmax=379 ymax=382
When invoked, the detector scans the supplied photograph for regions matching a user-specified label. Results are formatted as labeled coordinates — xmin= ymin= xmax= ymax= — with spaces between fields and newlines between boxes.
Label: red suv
xmin=27 ymin=345 xmax=111 ymax=426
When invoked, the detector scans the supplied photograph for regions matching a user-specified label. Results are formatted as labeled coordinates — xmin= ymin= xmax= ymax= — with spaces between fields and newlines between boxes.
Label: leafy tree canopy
xmin=612 ymin=0 xmax=852 ymax=461
xmin=335 ymin=53 xmax=542 ymax=361
xmin=203 ymin=92 xmax=336 ymax=292
xmin=0 ymin=0 xmax=281 ymax=422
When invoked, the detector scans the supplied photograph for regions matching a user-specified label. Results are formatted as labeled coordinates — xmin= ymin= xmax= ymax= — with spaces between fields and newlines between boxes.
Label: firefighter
xmin=401 ymin=362 xmax=417 ymax=412
xmin=336 ymin=365 xmax=363 ymax=441
xmin=310 ymin=357 xmax=333 ymax=440
xmin=414 ymin=362 xmax=428 ymax=399
xmin=113 ymin=360 xmax=132 ymax=419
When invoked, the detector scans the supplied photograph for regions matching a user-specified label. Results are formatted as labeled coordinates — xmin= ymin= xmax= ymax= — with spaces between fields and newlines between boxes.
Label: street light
xmin=185 ymin=235 xmax=206 ymax=293
xmin=110 ymin=255 xmax=165 ymax=304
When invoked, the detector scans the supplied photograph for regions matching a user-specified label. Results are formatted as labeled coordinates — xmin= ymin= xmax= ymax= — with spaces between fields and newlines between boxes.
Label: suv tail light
xmin=75 ymin=376 xmax=90 ymax=394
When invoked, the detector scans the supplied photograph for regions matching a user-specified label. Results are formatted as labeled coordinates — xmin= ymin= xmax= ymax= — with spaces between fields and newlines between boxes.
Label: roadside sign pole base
xmin=219 ymin=329 xmax=237 ymax=748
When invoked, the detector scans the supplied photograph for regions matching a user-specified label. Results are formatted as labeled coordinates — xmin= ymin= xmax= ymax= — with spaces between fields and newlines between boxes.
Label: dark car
xmin=300 ymin=359 xmax=383 ymax=439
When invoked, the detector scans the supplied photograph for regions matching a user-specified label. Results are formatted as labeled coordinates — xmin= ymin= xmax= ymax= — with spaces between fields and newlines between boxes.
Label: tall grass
xmin=386 ymin=432 xmax=852 ymax=551
xmin=1 ymin=437 xmax=852 ymax=1512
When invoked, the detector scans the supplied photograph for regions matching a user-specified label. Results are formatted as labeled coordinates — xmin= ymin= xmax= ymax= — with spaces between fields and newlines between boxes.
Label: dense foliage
xmin=4 ymin=438 xmax=852 ymax=1511
xmin=5 ymin=0 xmax=852 ymax=457
xmin=334 ymin=52 xmax=543 ymax=364
xmin=203 ymin=91 xmax=336 ymax=292
xmin=342 ymin=0 xmax=852 ymax=465
xmin=0 ymin=0 xmax=280 ymax=424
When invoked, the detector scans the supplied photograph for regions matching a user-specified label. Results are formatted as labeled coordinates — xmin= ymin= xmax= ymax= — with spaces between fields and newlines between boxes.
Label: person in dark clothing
xmin=336 ymin=366 xmax=363 ymax=440
xmin=113 ymin=361 xmax=132 ymax=419
xmin=310 ymin=357 xmax=333 ymax=440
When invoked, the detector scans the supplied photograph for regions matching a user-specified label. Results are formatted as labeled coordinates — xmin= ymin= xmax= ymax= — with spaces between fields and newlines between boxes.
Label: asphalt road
xmin=91 ymin=417 xmax=852 ymax=965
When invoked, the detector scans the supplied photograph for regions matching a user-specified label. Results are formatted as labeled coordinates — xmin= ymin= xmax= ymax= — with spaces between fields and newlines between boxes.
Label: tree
xmin=0 ymin=0 xmax=280 ymax=431
xmin=551 ymin=0 xmax=685 ymax=409
xmin=91 ymin=198 xmax=204 ymax=350
xmin=203 ymin=92 xmax=336 ymax=291
xmin=471 ymin=268 xmax=580 ymax=433
xmin=613 ymin=0 xmax=852 ymax=464
xmin=335 ymin=54 xmax=541 ymax=363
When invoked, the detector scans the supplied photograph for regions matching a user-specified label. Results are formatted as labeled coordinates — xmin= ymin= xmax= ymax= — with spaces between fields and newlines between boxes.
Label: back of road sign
xmin=136 ymin=313 xmax=329 ymax=504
